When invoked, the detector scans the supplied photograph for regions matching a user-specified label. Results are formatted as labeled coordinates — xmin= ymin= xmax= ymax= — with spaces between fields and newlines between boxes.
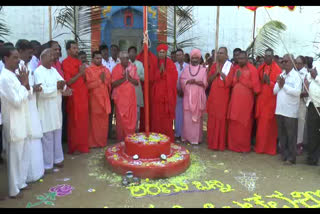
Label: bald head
xmin=41 ymin=48 xmax=54 ymax=68
xmin=282 ymin=54 xmax=295 ymax=72
xmin=119 ymin=51 xmax=129 ymax=68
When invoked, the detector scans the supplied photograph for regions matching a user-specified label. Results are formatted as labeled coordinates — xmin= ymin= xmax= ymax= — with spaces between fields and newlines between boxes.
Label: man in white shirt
xmin=99 ymin=44 xmax=111 ymax=71
xmin=109 ymin=44 xmax=120 ymax=72
xmin=34 ymin=48 xmax=67 ymax=173
xmin=295 ymin=56 xmax=308 ymax=154
xmin=0 ymin=47 xmax=32 ymax=198
xmin=274 ymin=54 xmax=302 ymax=165
xmin=16 ymin=39 xmax=44 ymax=182
xmin=128 ymin=46 xmax=144 ymax=131
xmin=28 ymin=40 xmax=41 ymax=73
xmin=174 ymin=48 xmax=188 ymax=141
xmin=304 ymin=67 xmax=320 ymax=165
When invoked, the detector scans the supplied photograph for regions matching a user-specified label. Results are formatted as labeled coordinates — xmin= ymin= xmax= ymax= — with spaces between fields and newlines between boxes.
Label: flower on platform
xmin=113 ymin=154 xmax=119 ymax=160
xmin=49 ymin=184 xmax=74 ymax=197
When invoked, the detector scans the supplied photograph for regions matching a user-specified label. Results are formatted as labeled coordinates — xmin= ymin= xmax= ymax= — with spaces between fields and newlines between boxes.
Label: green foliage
xmin=157 ymin=6 xmax=200 ymax=52
xmin=0 ymin=7 xmax=11 ymax=39
xmin=54 ymin=6 xmax=103 ymax=60
xmin=246 ymin=20 xmax=286 ymax=57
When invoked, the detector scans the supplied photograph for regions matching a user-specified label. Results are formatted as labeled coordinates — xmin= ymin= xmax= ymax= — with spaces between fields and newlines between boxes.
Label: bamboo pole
xmin=49 ymin=6 xmax=52 ymax=40
xmin=214 ymin=6 xmax=220 ymax=62
xmin=252 ymin=10 xmax=256 ymax=57
xmin=143 ymin=6 xmax=150 ymax=136
xmin=173 ymin=6 xmax=177 ymax=51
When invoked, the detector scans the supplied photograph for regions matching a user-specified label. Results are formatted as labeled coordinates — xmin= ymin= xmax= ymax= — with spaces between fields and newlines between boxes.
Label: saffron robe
xmin=136 ymin=50 xmax=158 ymax=132
xmin=227 ymin=62 xmax=261 ymax=152
xmin=86 ymin=64 xmax=111 ymax=148
xmin=207 ymin=61 xmax=234 ymax=150
xmin=112 ymin=63 xmax=139 ymax=141
xmin=180 ymin=64 xmax=207 ymax=144
xmin=150 ymin=57 xmax=178 ymax=141
xmin=62 ymin=56 xmax=89 ymax=154
xmin=255 ymin=61 xmax=282 ymax=155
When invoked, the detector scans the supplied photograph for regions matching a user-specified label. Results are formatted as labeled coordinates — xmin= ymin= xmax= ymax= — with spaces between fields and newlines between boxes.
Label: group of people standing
xmin=173 ymin=47 xmax=320 ymax=167
xmin=0 ymin=37 xmax=320 ymax=200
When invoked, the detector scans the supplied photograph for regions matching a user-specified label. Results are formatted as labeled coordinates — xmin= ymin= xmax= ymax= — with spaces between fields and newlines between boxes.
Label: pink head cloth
xmin=190 ymin=49 xmax=201 ymax=59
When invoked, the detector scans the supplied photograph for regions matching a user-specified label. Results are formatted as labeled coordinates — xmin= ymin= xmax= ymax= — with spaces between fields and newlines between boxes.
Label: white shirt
xmin=22 ymin=60 xmax=43 ymax=139
xmin=34 ymin=65 xmax=66 ymax=133
xmin=0 ymin=60 xmax=4 ymax=74
xmin=103 ymin=57 xmax=120 ymax=73
xmin=175 ymin=62 xmax=188 ymax=90
xmin=28 ymin=55 xmax=39 ymax=73
xmin=0 ymin=68 xmax=32 ymax=142
xmin=306 ymin=73 xmax=320 ymax=108
xmin=297 ymin=67 xmax=308 ymax=104
xmin=274 ymin=69 xmax=302 ymax=118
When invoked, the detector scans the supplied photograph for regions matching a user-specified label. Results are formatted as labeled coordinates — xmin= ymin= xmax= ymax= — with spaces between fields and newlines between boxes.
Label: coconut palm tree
xmin=246 ymin=20 xmax=287 ymax=58
xmin=157 ymin=6 xmax=200 ymax=52
xmin=0 ymin=6 xmax=11 ymax=39
xmin=53 ymin=6 xmax=103 ymax=59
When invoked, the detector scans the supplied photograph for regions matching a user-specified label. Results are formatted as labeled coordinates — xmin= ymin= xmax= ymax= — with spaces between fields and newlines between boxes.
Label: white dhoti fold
xmin=297 ymin=100 xmax=307 ymax=144
xmin=42 ymin=129 xmax=64 ymax=170
xmin=26 ymin=138 xmax=44 ymax=183
xmin=7 ymin=138 xmax=30 ymax=197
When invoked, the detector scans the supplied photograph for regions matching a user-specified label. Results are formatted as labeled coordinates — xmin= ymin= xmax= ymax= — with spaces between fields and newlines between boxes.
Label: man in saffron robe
xmin=62 ymin=41 xmax=89 ymax=154
xmin=150 ymin=44 xmax=178 ymax=140
xmin=207 ymin=47 xmax=234 ymax=150
xmin=227 ymin=51 xmax=261 ymax=153
xmin=112 ymin=51 xmax=139 ymax=141
xmin=180 ymin=49 xmax=207 ymax=144
xmin=255 ymin=48 xmax=282 ymax=155
xmin=136 ymin=41 xmax=158 ymax=132
xmin=86 ymin=51 xmax=111 ymax=148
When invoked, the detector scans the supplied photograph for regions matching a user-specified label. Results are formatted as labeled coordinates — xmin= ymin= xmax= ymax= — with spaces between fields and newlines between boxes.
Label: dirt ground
xmin=0 ymin=117 xmax=319 ymax=208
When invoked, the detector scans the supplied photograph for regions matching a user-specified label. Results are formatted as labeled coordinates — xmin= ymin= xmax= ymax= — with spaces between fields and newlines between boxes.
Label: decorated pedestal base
xmin=105 ymin=132 xmax=190 ymax=179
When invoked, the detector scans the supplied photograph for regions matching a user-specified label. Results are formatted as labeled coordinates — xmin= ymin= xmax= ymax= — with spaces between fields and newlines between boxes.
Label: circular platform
xmin=105 ymin=132 xmax=190 ymax=179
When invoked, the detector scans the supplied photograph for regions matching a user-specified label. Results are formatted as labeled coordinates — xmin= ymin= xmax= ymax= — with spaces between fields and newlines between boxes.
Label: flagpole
xmin=214 ymin=6 xmax=220 ymax=62
xmin=252 ymin=10 xmax=256 ymax=57
xmin=49 ymin=6 xmax=52 ymax=40
xmin=143 ymin=6 xmax=150 ymax=136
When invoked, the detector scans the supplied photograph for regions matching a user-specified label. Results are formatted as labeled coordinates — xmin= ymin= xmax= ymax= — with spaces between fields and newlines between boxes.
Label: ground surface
xmin=0 ymin=117 xmax=319 ymax=208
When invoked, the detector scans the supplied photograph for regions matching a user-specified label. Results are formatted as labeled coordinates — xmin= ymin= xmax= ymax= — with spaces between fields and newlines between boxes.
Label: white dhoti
xmin=297 ymin=100 xmax=307 ymax=144
xmin=7 ymin=138 xmax=30 ymax=197
xmin=26 ymin=138 xmax=44 ymax=182
xmin=42 ymin=129 xmax=64 ymax=170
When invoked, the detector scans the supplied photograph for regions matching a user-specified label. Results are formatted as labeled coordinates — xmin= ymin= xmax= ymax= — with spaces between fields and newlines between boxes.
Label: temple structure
xmin=90 ymin=6 xmax=167 ymax=54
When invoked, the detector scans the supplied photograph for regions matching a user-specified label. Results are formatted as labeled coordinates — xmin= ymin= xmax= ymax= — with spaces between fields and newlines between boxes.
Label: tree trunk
xmin=173 ymin=6 xmax=177 ymax=51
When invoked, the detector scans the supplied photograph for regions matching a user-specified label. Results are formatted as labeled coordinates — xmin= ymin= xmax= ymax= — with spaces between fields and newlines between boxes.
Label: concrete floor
xmin=0 ymin=119 xmax=320 ymax=208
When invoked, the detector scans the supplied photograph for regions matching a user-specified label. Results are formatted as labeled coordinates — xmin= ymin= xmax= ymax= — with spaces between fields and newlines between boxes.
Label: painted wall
xmin=2 ymin=6 xmax=320 ymax=61
xmin=179 ymin=6 xmax=320 ymax=60
xmin=0 ymin=6 xmax=90 ymax=60
xmin=99 ymin=6 xmax=158 ymax=54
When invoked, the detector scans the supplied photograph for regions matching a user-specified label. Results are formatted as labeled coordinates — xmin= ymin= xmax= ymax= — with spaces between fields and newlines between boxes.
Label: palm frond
xmin=157 ymin=6 xmax=198 ymax=52
xmin=0 ymin=8 xmax=10 ymax=39
xmin=246 ymin=20 xmax=286 ymax=57
xmin=54 ymin=6 xmax=104 ymax=62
